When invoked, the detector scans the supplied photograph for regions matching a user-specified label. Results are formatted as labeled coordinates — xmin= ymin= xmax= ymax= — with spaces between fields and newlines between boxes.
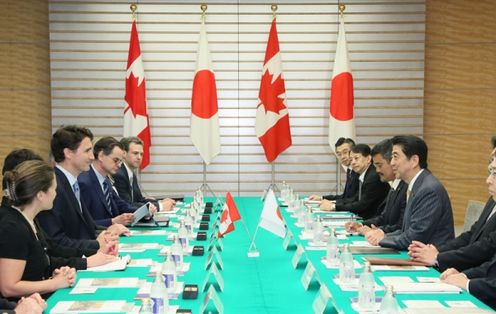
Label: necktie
xmin=72 ymin=182 xmax=82 ymax=212
xmin=102 ymin=180 xmax=113 ymax=214
xmin=344 ymin=169 xmax=352 ymax=198
xmin=358 ymin=179 xmax=363 ymax=201
xmin=406 ymin=189 xmax=412 ymax=203
xmin=487 ymin=205 xmax=496 ymax=222
xmin=129 ymin=172 xmax=134 ymax=203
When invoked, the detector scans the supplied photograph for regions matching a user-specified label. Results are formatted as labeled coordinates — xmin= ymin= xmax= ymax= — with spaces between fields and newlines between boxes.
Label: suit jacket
xmin=78 ymin=167 xmax=136 ymax=227
xmin=37 ymin=167 xmax=99 ymax=250
xmin=379 ymin=170 xmax=455 ymax=250
xmin=463 ymin=254 xmax=496 ymax=310
xmin=113 ymin=164 xmax=150 ymax=207
xmin=0 ymin=297 xmax=15 ymax=312
xmin=437 ymin=198 xmax=496 ymax=272
xmin=334 ymin=165 xmax=390 ymax=219
xmin=323 ymin=169 xmax=359 ymax=201
xmin=363 ymin=180 xmax=407 ymax=233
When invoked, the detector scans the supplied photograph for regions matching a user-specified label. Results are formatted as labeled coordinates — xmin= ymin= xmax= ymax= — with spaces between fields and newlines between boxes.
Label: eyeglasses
xmin=488 ymin=169 xmax=496 ymax=178
xmin=110 ymin=157 xmax=123 ymax=165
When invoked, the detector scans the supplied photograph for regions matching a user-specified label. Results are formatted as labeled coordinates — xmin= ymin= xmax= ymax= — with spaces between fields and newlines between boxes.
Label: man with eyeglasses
xmin=78 ymin=137 xmax=154 ymax=227
xmin=309 ymin=137 xmax=359 ymax=203
xmin=409 ymin=155 xmax=496 ymax=274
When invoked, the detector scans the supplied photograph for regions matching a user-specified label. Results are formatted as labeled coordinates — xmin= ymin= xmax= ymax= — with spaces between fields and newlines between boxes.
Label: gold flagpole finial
xmin=201 ymin=4 xmax=207 ymax=22
xmin=339 ymin=4 xmax=346 ymax=17
xmin=130 ymin=3 xmax=137 ymax=21
xmin=271 ymin=4 xmax=278 ymax=19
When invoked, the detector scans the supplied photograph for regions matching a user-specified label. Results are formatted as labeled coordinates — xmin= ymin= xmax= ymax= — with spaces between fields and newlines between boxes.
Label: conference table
xmin=46 ymin=196 xmax=493 ymax=313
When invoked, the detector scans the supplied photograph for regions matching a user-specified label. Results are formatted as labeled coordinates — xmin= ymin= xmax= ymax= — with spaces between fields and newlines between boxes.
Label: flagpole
xmin=247 ymin=222 xmax=261 ymax=258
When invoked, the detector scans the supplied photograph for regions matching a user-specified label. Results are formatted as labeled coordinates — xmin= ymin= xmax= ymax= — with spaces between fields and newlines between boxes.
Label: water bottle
xmin=161 ymin=252 xmax=176 ymax=293
xmin=178 ymin=221 xmax=189 ymax=250
xmin=139 ymin=298 xmax=153 ymax=314
xmin=358 ymin=261 xmax=375 ymax=309
xmin=170 ymin=235 xmax=183 ymax=268
xmin=313 ymin=216 xmax=324 ymax=243
xmin=379 ymin=285 xmax=400 ymax=314
xmin=150 ymin=273 xmax=169 ymax=314
xmin=304 ymin=207 xmax=314 ymax=233
xmin=326 ymin=228 xmax=340 ymax=265
xmin=339 ymin=244 xmax=355 ymax=284
xmin=184 ymin=210 xmax=194 ymax=234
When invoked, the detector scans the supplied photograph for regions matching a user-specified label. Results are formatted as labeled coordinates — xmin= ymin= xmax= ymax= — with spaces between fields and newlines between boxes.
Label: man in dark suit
xmin=37 ymin=126 xmax=121 ymax=251
xmin=440 ymin=255 xmax=496 ymax=310
xmin=113 ymin=136 xmax=175 ymax=211
xmin=309 ymin=137 xmax=359 ymax=202
xmin=78 ymin=137 xmax=143 ymax=227
xmin=321 ymin=143 xmax=390 ymax=220
xmin=345 ymin=139 xmax=407 ymax=239
xmin=375 ymin=135 xmax=455 ymax=250
xmin=408 ymin=156 xmax=496 ymax=272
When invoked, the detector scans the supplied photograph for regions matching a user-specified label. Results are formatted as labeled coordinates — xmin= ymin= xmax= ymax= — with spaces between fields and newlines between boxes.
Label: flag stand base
xmin=247 ymin=225 xmax=261 ymax=258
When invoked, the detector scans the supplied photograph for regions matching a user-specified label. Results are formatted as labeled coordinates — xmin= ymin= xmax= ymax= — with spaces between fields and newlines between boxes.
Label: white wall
xmin=49 ymin=0 xmax=425 ymax=196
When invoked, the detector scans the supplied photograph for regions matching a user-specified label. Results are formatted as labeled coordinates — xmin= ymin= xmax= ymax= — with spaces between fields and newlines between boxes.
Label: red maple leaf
xmin=125 ymin=72 xmax=147 ymax=117
xmin=258 ymin=71 xmax=287 ymax=114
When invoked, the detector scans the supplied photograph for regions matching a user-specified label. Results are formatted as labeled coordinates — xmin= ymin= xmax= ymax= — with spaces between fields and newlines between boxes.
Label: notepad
xmin=83 ymin=255 xmax=130 ymax=272
xmin=51 ymin=300 xmax=136 ymax=313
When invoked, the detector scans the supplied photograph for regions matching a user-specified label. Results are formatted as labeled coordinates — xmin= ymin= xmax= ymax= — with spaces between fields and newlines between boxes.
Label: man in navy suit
xmin=322 ymin=144 xmax=390 ymax=219
xmin=408 ymin=155 xmax=496 ymax=272
xmin=78 ymin=137 xmax=149 ymax=227
xmin=374 ymin=135 xmax=455 ymax=250
xmin=37 ymin=126 xmax=121 ymax=251
xmin=309 ymin=137 xmax=359 ymax=203
xmin=345 ymin=138 xmax=407 ymax=239
xmin=113 ymin=136 xmax=175 ymax=211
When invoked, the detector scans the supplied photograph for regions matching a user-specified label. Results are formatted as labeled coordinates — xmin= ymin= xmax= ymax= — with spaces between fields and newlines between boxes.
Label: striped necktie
xmin=102 ymin=180 xmax=113 ymax=213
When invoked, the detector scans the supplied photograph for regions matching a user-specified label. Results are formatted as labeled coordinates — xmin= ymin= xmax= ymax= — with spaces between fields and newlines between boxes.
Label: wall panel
xmin=49 ymin=0 xmax=425 ymax=196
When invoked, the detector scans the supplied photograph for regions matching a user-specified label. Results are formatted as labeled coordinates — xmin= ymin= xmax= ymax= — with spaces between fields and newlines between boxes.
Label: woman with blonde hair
xmin=0 ymin=160 xmax=75 ymax=300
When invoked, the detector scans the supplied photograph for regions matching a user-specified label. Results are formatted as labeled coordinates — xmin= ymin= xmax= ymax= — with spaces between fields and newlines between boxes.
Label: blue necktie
xmin=72 ymin=182 xmax=82 ymax=212
xmin=102 ymin=180 xmax=113 ymax=214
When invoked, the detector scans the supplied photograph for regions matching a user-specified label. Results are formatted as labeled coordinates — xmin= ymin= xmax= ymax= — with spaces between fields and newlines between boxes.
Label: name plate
xmin=201 ymin=263 xmax=224 ymax=292
xmin=312 ymin=284 xmax=331 ymax=314
xmin=291 ymin=244 xmax=306 ymax=269
xmin=200 ymin=285 xmax=224 ymax=314
xmin=282 ymin=230 xmax=294 ymax=250
xmin=300 ymin=261 xmax=319 ymax=290
xmin=205 ymin=247 xmax=224 ymax=270
xmin=208 ymin=235 xmax=224 ymax=252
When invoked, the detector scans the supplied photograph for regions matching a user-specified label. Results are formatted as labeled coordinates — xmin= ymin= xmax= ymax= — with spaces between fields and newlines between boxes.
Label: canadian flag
xmin=218 ymin=192 xmax=241 ymax=238
xmin=328 ymin=14 xmax=355 ymax=151
xmin=190 ymin=19 xmax=221 ymax=165
xmin=124 ymin=21 xmax=152 ymax=169
xmin=255 ymin=19 xmax=292 ymax=163
xmin=259 ymin=189 xmax=285 ymax=238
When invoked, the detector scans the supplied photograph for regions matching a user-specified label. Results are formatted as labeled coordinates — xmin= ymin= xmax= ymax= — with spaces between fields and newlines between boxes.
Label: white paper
xmin=83 ymin=255 xmax=130 ymax=272
xmin=371 ymin=265 xmax=429 ymax=272
xmin=378 ymin=276 xmax=414 ymax=285
xmin=129 ymin=230 xmax=168 ymax=236
xmin=403 ymin=300 xmax=445 ymax=309
xmin=128 ymin=258 xmax=155 ymax=267
xmin=445 ymin=301 xmax=478 ymax=308
xmin=333 ymin=278 xmax=383 ymax=292
xmin=119 ymin=243 xmax=161 ymax=253
xmin=350 ymin=241 xmax=376 ymax=247
xmin=159 ymin=246 xmax=194 ymax=256
xmin=148 ymin=262 xmax=191 ymax=276
xmin=51 ymin=300 xmax=133 ymax=313
xmin=416 ymin=276 xmax=441 ymax=283
xmin=75 ymin=277 xmax=141 ymax=289
xmin=131 ymin=202 xmax=151 ymax=226
xmin=69 ymin=287 xmax=97 ymax=294
xmin=391 ymin=282 xmax=461 ymax=294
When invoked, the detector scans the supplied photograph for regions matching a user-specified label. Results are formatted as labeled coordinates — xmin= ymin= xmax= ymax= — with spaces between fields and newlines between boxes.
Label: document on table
xmin=51 ymin=300 xmax=137 ymax=314
xmin=390 ymin=282 xmax=461 ymax=294
xmin=75 ymin=277 xmax=141 ymax=289
xmin=129 ymin=229 xmax=168 ymax=236
xmin=372 ymin=265 xmax=429 ymax=271
xmin=119 ymin=243 xmax=161 ymax=253
xmin=82 ymin=255 xmax=130 ymax=272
